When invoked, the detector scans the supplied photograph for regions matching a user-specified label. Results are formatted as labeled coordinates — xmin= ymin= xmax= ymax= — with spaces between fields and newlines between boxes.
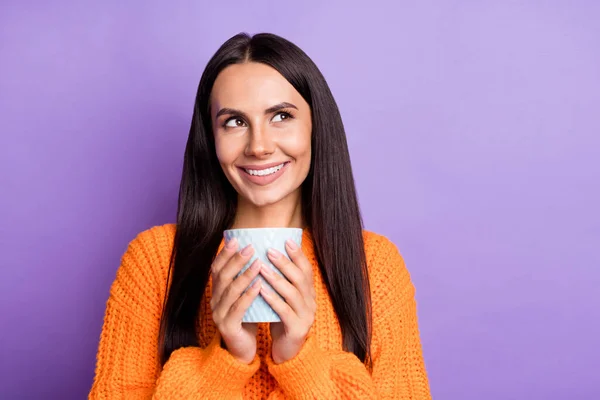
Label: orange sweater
xmin=89 ymin=224 xmax=430 ymax=399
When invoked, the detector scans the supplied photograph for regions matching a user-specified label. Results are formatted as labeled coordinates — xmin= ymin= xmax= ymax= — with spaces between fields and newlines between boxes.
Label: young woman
xmin=89 ymin=32 xmax=431 ymax=399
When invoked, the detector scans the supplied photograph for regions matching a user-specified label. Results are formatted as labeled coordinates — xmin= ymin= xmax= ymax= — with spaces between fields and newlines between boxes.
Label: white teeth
xmin=245 ymin=163 xmax=285 ymax=176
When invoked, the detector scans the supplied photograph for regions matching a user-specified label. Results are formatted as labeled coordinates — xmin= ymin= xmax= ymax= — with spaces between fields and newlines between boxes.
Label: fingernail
xmin=260 ymin=286 xmax=271 ymax=297
xmin=253 ymin=279 xmax=262 ymax=289
xmin=241 ymin=244 xmax=253 ymax=256
xmin=286 ymin=239 xmax=298 ymax=250
xmin=226 ymin=237 xmax=238 ymax=249
xmin=267 ymin=248 xmax=281 ymax=259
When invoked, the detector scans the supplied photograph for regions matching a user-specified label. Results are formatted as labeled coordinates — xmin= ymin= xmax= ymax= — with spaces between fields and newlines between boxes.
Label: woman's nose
xmin=245 ymin=124 xmax=275 ymax=157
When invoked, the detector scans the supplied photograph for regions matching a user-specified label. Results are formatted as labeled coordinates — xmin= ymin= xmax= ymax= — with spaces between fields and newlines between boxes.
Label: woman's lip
xmin=238 ymin=162 xmax=290 ymax=186
xmin=237 ymin=161 xmax=289 ymax=171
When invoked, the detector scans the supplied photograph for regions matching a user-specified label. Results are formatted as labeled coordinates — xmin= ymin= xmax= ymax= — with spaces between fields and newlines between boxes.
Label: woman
xmin=90 ymin=32 xmax=431 ymax=399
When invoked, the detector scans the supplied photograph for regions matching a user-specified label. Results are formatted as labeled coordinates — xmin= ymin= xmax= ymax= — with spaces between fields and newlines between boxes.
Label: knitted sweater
xmin=89 ymin=224 xmax=430 ymax=399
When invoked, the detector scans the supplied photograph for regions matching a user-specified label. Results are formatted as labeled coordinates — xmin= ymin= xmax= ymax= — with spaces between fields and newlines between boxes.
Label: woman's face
xmin=210 ymin=62 xmax=312 ymax=208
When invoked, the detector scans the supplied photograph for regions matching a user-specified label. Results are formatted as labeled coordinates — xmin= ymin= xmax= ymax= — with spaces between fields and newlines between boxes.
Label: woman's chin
xmin=244 ymin=195 xmax=284 ymax=208
xmin=239 ymin=189 xmax=295 ymax=209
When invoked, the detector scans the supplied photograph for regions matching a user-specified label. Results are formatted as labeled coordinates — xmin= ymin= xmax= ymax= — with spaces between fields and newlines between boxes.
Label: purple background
xmin=1 ymin=1 xmax=599 ymax=399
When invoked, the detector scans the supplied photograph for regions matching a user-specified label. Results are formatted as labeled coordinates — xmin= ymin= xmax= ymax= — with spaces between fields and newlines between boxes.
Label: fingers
xmin=212 ymin=244 xmax=255 ymax=303
xmin=259 ymin=264 xmax=307 ymax=317
xmin=284 ymin=239 xmax=313 ymax=279
xmin=284 ymin=240 xmax=317 ymax=306
xmin=266 ymin=245 xmax=316 ymax=307
xmin=212 ymin=259 xmax=261 ymax=325
xmin=262 ymin=246 xmax=317 ymax=317
xmin=218 ymin=259 xmax=261 ymax=312
xmin=267 ymin=248 xmax=304 ymax=286
xmin=227 ymin=279 xmax=262 ymax=323
xmin=260 ymin=284 xmax=312 ymax=338
xmin=211 ymin=237 xmax=239 ymax=275
xmin=216 ymin=278 xmax=262 ymax=329
xmin=211 ymin=238 xmax=316 ymax=335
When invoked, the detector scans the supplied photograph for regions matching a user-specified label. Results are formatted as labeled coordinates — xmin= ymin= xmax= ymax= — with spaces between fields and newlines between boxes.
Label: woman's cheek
xmin=215 ymin=135 xmax=238 ymax=163
xmin=279 ymin=129 xmax=311 ymax=153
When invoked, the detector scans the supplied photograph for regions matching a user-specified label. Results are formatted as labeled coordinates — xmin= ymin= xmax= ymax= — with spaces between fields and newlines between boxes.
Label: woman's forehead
xmin=210 ymin=63 xmax=304 ymax=114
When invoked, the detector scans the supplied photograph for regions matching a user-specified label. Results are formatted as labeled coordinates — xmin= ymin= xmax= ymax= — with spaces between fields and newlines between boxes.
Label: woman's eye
xmin=272 ymin=112 xmax=291 ymax=123
xmin=224 ymin=118 xmax=245 ymax=128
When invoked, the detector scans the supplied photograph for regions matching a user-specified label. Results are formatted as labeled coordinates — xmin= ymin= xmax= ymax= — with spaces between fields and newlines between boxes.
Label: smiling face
xmin=210 ymin=62 xmax=312 ymax=209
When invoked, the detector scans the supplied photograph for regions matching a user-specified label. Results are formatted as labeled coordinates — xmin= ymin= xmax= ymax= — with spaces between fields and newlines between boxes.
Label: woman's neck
xmin=232 ymin=191 xmax=305 ymax=229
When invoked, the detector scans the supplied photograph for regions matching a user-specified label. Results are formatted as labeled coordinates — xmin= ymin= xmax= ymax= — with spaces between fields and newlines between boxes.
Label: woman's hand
xmin=210 ymin=238 xmax=262 ymax=364
xmin=259 ymin=239 xmax=317 ymax=364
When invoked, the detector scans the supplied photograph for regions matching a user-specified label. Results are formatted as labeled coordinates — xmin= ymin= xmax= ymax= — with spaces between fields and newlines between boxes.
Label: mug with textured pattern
xmin=223 ymin=227 xmax=303 ymax=323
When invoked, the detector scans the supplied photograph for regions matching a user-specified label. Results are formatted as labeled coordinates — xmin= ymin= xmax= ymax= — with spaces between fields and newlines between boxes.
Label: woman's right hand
xmin=210 ymin=238 xmax=262 ymax=364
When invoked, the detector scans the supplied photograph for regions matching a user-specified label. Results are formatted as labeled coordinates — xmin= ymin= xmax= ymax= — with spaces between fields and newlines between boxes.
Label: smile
xmin=238 ymin=162 xmax=290 ymax=186
xmin=244 ymin=163 xmax=286 ymax=176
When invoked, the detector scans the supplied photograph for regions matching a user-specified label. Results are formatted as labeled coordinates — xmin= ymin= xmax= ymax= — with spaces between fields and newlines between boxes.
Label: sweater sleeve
xmin=264 ymin=236 xmax=431 ymax=400
xmin=89 ymin=226 xmax=260 ymax=400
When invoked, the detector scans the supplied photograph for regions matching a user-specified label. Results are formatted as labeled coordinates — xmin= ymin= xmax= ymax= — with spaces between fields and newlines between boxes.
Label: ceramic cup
xmin=223 ymin=227 xmax=303 ymax=323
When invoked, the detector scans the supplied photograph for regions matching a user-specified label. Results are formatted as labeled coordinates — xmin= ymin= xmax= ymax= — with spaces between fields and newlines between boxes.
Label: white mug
xmin=223 ymin=227 xmax=303 ymax=323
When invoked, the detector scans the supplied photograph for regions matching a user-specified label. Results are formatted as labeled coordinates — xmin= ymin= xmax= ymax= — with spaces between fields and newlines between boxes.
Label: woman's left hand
xmin=259 ymin=239 xmax=317 ymax=364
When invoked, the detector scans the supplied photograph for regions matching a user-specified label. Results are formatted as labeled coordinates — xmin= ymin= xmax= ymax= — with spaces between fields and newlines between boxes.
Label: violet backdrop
xmin=1 ymin=1 xmax=599 ymax=399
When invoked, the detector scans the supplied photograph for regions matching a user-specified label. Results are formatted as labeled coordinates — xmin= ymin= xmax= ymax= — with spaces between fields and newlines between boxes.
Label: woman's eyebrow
xmin=264 ymin=102 xmax=298 ymax=114
xmin=215 ymin=102 xmax=298 ymax=119
xmin=215 ymin=107 xmax=249 ymax=120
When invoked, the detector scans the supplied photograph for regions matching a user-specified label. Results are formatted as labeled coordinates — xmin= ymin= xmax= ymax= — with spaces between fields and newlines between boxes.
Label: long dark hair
xmin=160 ymin=32 xmax=372 ymax=368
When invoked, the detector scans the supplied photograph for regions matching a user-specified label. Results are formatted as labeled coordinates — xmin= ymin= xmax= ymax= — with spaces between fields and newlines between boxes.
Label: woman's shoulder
xmin=124 ymin=223 xmax=176 ymax=269
xmin=128 ymin=223 xmax=177 ymax=251
xmin=361 ymin=230 xmax=413 ymax=290
xmin=362 ymin=230 xmax=399 ymax=253
xmin=113 ymin=223 xmax=176 ymax=290
xmin=361 ymin=229 xmax=403 ymax=263
xmin=108 ymin=224 xmax=177 ymax=311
